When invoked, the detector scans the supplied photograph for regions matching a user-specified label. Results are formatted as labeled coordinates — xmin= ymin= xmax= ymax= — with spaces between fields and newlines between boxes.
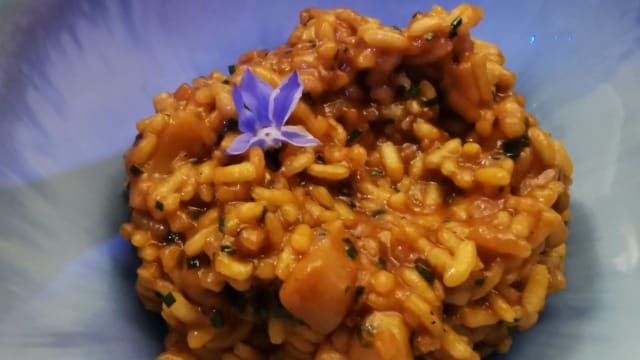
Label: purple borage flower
xmin=225 ymin=69 xmax=320 ymax=155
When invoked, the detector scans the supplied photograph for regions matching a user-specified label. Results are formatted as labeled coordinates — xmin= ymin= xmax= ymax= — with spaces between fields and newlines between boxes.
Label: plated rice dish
xmin=120 ymin=4 xmax=573 ymax=359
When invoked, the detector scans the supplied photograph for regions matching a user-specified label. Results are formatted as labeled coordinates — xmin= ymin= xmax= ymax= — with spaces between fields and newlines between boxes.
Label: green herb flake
xmin=354 ymin=285 xmax=365 ymax=302
xmin=370 ymin=169 xmax=385 ymax=177
xmin=392 ymin=25 xmax=402 ymax=32
xmin=162 ymin=292 xmax=176 ymax=308
xmin=415 ymin=258 xmax=435 ymax=284
xmin=423 ymin=96 xmax=439 ymax=107
xmin=210 ymin=309 xmax=225 ymax=328
xmin=220 ymin=245 xmax=237 ymax=256
xmin=449 ymin=16 xmax=463 ymax=39
xmin=407 ymin=83 xmax=421 ymax=98
xmin=187 ymin=257 xmax=201 ymax=270
xmin=166 ymin=232 xmax=181 ymax=244
xmin=377 ymin=256 xmax=387 ymax=269
xmin=474 ymin=278 xmax=485 ymax=287
xmin=344 ymin=238 xmax=358 ymax=260
xmin=227 ymin=64 xmax=236 ymax=75
xmin=371 ymin=209 xmax=385 ymax=218
xmin=129 ymin=164 xmax=143 ymax=176
xmin=347 ymin=129 xmax=363 ymax=145
xmin=155 ymin=200 xmax=164 ymax=212
xmin=425 ymin=32 xmax=435 ymax=41
xmin=502 ymin=135 xmax=530 ymax=160
xmin=218 ymin=215 xmax=225 ymax=233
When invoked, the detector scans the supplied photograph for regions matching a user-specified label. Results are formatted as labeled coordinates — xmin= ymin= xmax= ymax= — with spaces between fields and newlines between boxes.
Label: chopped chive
xmin=166 ymin=232 xmax=181 ymax=244
xmin=344 ymin=238 xmax=358 ymax=260
xmin=415 ymin=258 xmax=435 ymax=284
xmin=392 ymin=25 xmax=402 ymax=31
xmin=260 ymin=206 xmax=268 ymax=222
xmin=407 ymin=83 xmax=421 ymax=98
xmin=502 ymin=135 xmax=530 ymax=160
xmin=412 ymin=11 xmax=421 ymax=19
xmin=474 ymin=278 xmax=485 ymax=287
xmin=162 ymin=292 xmax=176 ymax=308
xmin=371 ymin=209 xmax=385 ymax=218
xmin=449 ymin=16 xmax=463 ymax=38
xmin=220 ymin=245 xmax=237 ymax=256
xmin=376 ymin=256 xmax=387 ymax=269
xmin=186 ymin=257 xmax=201 ymax=270
xmin=370 ymin=169 xmax=385 ymax=177
xmin=222 ymin=79 xmax=230 ymax=85
xmin=315 ymin=153 xmax=326 ymax=163
xmin=218 ymin=215 xmax=225 ymax=233
xmin=129 ymin=164 xmax=143 ymax=176
xmin=425 ymin=32 xmax=435 ymax=41
xmin=210 ymin=309 xmax=224 ymax=328
xmin=227 ymin=64 xmax=236 ymax=74
xmin=354 ymin=285 xmax=365 ymax=302
xmin=155 ymin=200 xmax=164 ymax=212
xmin=347 ymin=129 xmax=363 ymax=145
xmin=423 ymin=96 xmax=439 ymax=107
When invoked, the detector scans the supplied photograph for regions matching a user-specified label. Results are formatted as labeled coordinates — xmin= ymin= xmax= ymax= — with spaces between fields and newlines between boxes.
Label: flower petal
xmin=281 ymin=125 xmax=321 ymax=146
xmin=269 ymin=71 xmax=303 ymax=128
xmin=225 ymin=133 xmax=255 ymax=155
xmin=232 ymin=85 xmax=259 ymax=134
xmin=239 ymin=69 xmax=273 ymax=126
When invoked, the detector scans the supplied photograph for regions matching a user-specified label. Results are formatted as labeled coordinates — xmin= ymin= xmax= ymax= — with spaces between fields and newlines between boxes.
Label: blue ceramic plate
xmin=1 ymin=1 xmax=639 ymax=359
